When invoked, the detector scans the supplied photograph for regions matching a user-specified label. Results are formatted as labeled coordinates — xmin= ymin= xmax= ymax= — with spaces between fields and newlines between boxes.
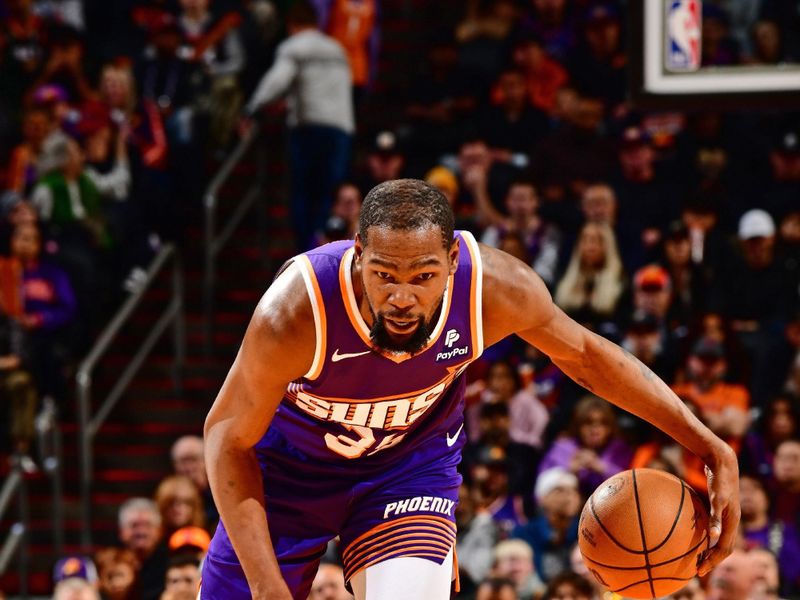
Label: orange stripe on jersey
xmin=460 ymin=231 xmax=484 ymax=361
xmin=297 ymin=255 xmax=327 ymax=381
xmin=346 ymin=533 xmax=455 ymax=572
xmin=345 ymin=525 xmax=455 ymax=565
xmin=343 ymin=514 xmax=456 ymax=557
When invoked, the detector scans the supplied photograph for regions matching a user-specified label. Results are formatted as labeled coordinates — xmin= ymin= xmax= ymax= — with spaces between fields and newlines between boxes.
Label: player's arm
xmin=479 ymin=244 xmax=739 ymax=576
xmin=204 ymin=261 xmax=314 ymax=600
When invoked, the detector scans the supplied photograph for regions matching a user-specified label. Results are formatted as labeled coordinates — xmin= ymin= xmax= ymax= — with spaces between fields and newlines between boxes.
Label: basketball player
xmin=202 ymin=179 xmax=739 ymax=599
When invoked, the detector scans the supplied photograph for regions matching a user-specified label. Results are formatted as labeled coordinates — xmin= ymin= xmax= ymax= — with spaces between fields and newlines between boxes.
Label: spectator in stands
xmin=621 ymin=310 xmax=677 ymax=385
xmin=52 ymin=578 xmax=101 ymax=600
xmin=701 ymin=5 xmax=741 ymax=67
xmin=320 ymin=0 xmax=377 ymax=103
xmin=477 ymin=67 xmax=550 ymax=165
xmin=94 ymin=547 xmax=139 ymax=600
xmin=711 ymin=209 xmax=798 ymax=407
xmin=749 ymin=548 xmax=782 ymax=600
xmin=117 ymin=497 xmax=169 ymax=600
xmin=741 ymin=394 xmax=800 ymax=481
xmin=568 ymin=543 xmax=613 ymax=600
xmin=154 ymin=474 xmax=206 ymax=538
xmin=325 ymin=182 xmax=361 ymax=242
xmin=468 ymin=443 xmax=526 ymax=538
xmin=747 ymin=20 xmax=784 ymax=65
xmin=541 ymin=571 xmax=593 ymax=600
xmin=307 ymin=562 xmax=352 ymax=600
xmin=530 ymin=94 xmax=613 ymax=216
xmin=512 ymin=467 xmax=580 ymax=582
xmin=765 ymin=126 xmax=800 ymax=226
xmin=739 ymin=473 xmax=800 ymax=597
xmin=632 ymin=264 xmax=674 ymax=327
xmin=661 ymin=219 xmax=706 ymax=330
xmin=518 ymin=0 xmax=576 ymax=62
xmin=5 ymin=105 xmax=53 ymax=194
xmin=0 ymin=280 xmax=37 ymax=470
xmin=425 ymin=166 xmax=459 ymax=209
xmin=456 ymin=481 xmax=499 ymax=589
xmin=10 ymin=221 xmax=77 ymax=397
xmin=162 ymin=554 xmax=200 ymax=597
xmin=567 ymin=3 xmax=626 ymax=107
xmin=707 ymin=549 xmax=756 ymax=600
xmin=242 ymin=0 xmax=354 ymax=251
xmin=176 ymin=0 xmax=245 ymax=150
xmin=0 ymin=0 xmax=47 ymax=122
xmin=511 ymin=31 xmax=568 ymax=115
xmin=480 ymin=180 xmax=561 ymax=287
xmin=168 ymin=526 xmax=210 ymax=561
xmin=31 ymin=25 xmax=96 ymax=105
xmin=612 ymin=126 xmax=679 ymax=253
xmin=668 ymin=577 xmax=705 ymax=600
xmin=490 ymin=539 xmax=544 ymax=600
xmin=772 ymin=439 xmax=800 ymax=528
xmin=538 ymin=396 xmax=631 ymax=496
xmin=53 ymin=556 xmax=99 ymax=588
xmin=357 ymin=130 xmax=406 ymax=197
xmin=571 ymin=182 xmax=642 ymax=273
xmin=672 ymin=337 xmax=750 ymax=451
xmin=475 ymin=577 xmax=517 ymax=600
xmin=554 ymin=222 xmax=625 ymax=329
xmin=170 ymin=435 xmax=217 ymax=526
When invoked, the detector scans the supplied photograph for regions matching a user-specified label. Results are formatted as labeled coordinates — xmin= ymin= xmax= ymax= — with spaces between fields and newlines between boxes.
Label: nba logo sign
xmin=666 ymin=0 xmax=701 ymax=72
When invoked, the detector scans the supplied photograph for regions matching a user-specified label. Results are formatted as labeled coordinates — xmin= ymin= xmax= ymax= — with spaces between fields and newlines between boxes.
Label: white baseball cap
xmin=534 ymin=467 xmax=578 ymax=502
xmin=738 ymin=209 xmax=775 ymax=240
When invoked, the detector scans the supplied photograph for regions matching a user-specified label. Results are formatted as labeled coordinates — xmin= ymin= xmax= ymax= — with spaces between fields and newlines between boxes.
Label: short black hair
xmin=359 ymin=179 xmax=455 ymax=249
xmin=543 ymin=571 xmax=595 ymax=600
xmin=167 ymin=554 xmax=200 ymax=570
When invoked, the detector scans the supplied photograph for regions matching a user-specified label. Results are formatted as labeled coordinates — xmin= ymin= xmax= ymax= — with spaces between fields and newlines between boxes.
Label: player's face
xmin=355 ymin=225 xmax=458 ymax=354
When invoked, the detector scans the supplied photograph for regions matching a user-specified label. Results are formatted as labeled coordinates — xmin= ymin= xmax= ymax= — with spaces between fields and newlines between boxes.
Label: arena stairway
xmin=1 ymin=0 xmax=462 ymax=592
xmin=0 ymin=116 xmax=293 ymax=595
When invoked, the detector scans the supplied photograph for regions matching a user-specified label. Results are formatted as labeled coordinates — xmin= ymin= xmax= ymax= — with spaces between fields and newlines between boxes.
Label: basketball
xmin=578 ymin=468 xmax=709 ymax=599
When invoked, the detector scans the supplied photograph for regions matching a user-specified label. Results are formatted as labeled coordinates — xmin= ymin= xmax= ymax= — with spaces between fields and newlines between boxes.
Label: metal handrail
xmin=76 ymin=244 xmax=185 ymax=549
xmin=36 ymin=396 xmax=64 ymax=557
xmin=0 ymin=465 xmax=29 ymax=598
xmin=203 ymin=123 xmax=267 ymax=353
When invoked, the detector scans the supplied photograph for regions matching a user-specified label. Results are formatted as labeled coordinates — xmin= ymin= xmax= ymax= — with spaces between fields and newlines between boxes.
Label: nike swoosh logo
xmin=331 ymin=349 xmax=372 ymax=362
xmin=446 ymin=423 xmax=464 ymax=447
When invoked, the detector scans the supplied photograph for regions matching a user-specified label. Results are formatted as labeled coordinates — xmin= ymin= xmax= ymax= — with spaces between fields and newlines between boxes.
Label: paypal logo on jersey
xmin=436 ymin=328 xmax=469 ymax=362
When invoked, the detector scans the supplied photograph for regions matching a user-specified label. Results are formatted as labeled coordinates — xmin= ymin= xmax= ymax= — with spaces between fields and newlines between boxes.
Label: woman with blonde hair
xmin=154 ymin=475 xmax=205 ymax=538
xmin=554 ymin=222 xmax=625 ymax=323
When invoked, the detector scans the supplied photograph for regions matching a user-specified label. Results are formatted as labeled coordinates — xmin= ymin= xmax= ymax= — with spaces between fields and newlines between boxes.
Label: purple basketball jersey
xmin=257 ymin=230 xmax=485 ymax=467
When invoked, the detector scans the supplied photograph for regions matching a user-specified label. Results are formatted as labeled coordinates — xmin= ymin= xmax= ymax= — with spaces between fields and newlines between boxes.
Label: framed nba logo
xmin=664 ymin=0 xmax=700 ymax=73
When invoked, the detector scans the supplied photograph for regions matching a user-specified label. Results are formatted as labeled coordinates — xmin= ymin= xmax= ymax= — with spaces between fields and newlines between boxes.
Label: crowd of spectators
xmin=4 ymin=0 xmax=799 ymax=599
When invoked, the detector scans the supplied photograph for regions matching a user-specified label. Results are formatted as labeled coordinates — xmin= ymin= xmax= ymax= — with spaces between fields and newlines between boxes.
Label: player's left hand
xmin=697 ymin=445 xmax=740 ymax=577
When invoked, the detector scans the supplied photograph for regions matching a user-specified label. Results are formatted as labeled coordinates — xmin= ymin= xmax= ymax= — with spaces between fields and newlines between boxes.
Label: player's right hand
xmin=697 ymin=445 xmax=740 ymax=577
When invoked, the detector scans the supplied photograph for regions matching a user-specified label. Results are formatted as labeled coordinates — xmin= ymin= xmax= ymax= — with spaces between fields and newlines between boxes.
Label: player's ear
xmin=354 ymin=233 xmax=364 ymax=261
xmin=448 ymin=238 xmax=459 ymax=274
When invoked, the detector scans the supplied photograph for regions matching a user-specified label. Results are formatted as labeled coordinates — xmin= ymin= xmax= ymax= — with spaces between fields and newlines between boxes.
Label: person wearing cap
xmin=53 ymin=556 xmax=99 ymax=587
xmin=566 ymin=2 xmax=626 ymax=106
xmin=612 ymin=125 xmax=680 ymax=253
xmin=672 ymin=337 xmax=750 ymax=452
xmin=510 ymin=467 xmax=581 ymax=582
xmin=168 ymin=526 xmax=211 ymax=559
xmin=356 ymin=130 xmax=406 ymax=196
xmin=766 ymin=126 xmax=799 ymax=221
xmin=661 ymin=219 xmax=706 ymax=329
xmin=709 ymin=208 xmax=798 ymax=406
xmin=622 ymin=309 xmax=677 ymax=384
xmin=241 ymin=0 xmax=354 ymax=251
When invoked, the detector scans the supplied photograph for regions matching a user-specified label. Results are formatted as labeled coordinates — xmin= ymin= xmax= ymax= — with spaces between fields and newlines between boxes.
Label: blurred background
xmin=0 ymin=0 xmax=798 ymax=598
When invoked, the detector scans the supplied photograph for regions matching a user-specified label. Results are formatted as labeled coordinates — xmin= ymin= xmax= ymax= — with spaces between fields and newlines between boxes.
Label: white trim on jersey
xmin=458 ymin=231 xmax=484 ymax=359
xmin=297 ymin=255 xmax=325 ymax=380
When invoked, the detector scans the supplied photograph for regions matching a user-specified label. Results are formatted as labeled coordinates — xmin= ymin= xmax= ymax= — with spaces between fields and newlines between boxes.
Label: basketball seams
xmin=581 ymin=532 xmax=708 ymax=571
xmin=611 ymin=575 xmax=695 ymax=594
xmin=631 ymin=469 xmax=657 ymax=598
xmin=647 ymin=474 xmax=686 ymax=553
xmin=589 ymin=495 xmax=647 ymax=555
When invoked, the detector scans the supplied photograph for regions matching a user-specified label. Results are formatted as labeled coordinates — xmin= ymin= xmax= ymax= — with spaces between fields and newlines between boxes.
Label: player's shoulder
xmin=251 ymin=259 xmax=315 ymax=343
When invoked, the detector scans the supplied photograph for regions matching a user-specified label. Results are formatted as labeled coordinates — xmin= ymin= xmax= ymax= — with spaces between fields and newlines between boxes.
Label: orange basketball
xmin=578 ymin=468 xmax=709 ymax=599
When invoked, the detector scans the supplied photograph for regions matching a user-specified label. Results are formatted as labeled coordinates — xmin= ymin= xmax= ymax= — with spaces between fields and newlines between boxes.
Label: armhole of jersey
xmin=459 ymin=231 xmax=484 ymax=360
xmin=296 ymin=255 xmax=326 ymax=381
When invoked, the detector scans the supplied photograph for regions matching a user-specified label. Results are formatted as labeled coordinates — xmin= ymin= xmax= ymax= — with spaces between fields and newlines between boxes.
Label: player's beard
xmin=368 ymin=300 xmax=442 ymax=355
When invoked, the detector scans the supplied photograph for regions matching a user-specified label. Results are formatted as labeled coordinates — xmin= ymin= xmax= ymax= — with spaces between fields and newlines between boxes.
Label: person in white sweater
xmin=242 ymin=0 xmax=354 ymax=251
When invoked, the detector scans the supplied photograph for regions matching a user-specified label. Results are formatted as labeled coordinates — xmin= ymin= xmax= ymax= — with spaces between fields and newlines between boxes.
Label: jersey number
xmin=324 ymin=425 xmax=407 ymax=459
